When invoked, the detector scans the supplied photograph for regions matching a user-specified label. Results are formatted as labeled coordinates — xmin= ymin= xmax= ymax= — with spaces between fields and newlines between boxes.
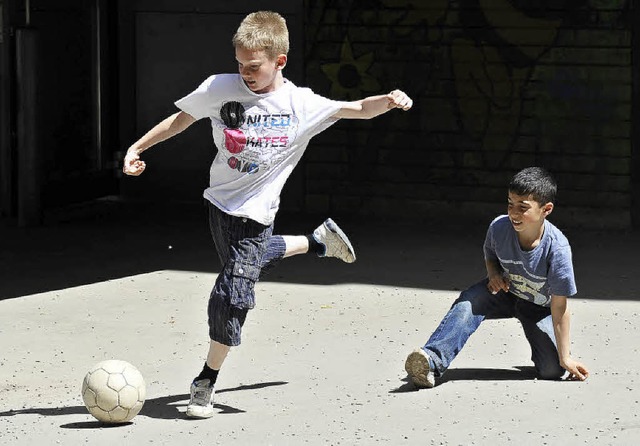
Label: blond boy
xmin=123 ymin=11 xmax=412 ymax=418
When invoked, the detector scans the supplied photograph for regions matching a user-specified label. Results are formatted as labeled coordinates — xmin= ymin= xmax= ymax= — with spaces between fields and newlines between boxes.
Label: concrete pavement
xmin=1 ymin=202 xmax=639 ymax=445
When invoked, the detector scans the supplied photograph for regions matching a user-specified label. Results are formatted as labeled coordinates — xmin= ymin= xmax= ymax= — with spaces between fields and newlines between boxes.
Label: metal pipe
xmin=95 ymin=0 xmax=103 ymax=170
xmin=16 ymin=28 xmax=42 ymax=226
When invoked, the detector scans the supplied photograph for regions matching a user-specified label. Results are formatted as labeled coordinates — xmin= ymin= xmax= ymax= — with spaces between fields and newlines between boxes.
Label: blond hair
xmin=232 ymin=11 xmax=289 ymax=59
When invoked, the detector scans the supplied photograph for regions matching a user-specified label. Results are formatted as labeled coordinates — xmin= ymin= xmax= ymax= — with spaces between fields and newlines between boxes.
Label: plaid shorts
xmin=206 ymin=203 xmax=285 ymax=346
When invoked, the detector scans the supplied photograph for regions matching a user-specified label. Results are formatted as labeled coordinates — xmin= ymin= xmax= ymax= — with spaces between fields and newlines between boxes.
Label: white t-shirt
xmin=175 ymin=74 xmax=343 ymax=225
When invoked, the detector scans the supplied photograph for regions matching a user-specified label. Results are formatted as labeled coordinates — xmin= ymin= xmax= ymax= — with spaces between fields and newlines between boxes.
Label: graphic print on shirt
xmin=499 ymin=257 xmax=550 ymax=306
xmin=218 ymin=101 xmax=299 ymax=175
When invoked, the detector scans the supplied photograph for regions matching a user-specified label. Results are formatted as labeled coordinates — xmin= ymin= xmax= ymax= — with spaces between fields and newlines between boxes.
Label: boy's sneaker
xmin=405 ymin=348 xmax=436 ymax=388
xmin=313 ymin=218 xmax=356 ymax=263
xmin=186 ymin=379 xmax=215 ymax=418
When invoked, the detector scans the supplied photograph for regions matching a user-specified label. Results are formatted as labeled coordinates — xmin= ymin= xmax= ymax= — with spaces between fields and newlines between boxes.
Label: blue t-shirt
xmin=483 ymin=215 xmax=577 ymax=307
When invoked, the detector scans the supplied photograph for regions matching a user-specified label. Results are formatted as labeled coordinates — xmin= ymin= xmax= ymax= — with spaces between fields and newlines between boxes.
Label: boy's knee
xmin=454 ymin=288 xmax=475 ymax=306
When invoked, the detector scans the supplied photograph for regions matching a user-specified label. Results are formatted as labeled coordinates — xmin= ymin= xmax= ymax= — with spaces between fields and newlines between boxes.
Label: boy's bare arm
xmin=333 ymin=90 xmax=413 ymax=119
xmin=550 ymin=295 xmax=590 ymax=381
xmin=123 ymin=111 xmax=196 ymax=176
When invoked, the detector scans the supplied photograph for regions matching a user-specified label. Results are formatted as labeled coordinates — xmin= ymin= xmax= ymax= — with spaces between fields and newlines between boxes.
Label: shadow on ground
xmin=392 ymin=366 xmax=539 ymax=393
xmin=1 ymin=200 xmax=639 ymax=301
xmin=0 ymin=380 xmax=289 ymax=428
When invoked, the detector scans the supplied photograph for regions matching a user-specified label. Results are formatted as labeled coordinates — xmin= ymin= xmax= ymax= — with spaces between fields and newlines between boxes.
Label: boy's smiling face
xmin=507 ymin=191 xmax=553 ymax=233
xmin=235 ymin=46 xmax=286 ymax=94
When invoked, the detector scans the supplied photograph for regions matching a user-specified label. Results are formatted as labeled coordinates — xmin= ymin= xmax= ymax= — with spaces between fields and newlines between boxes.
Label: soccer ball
xmin=81 ymin=359 xmax=146 ymax=423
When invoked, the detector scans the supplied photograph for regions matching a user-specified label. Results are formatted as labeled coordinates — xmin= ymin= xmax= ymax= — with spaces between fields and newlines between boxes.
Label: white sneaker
xmin=405 ymin=348 xmax=436 ymax=388
xmin=313 ymin=218 xmax=356 ymax=263
xmin=186 ymin=379 xmax=215 ymax=418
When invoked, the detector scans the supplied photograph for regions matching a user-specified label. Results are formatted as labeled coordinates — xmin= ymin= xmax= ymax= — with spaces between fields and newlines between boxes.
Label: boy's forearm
xmin=334 ymin=90 xmax=412 ymax=119
xmin=356 ymin=94 xmax=395 ymax=119
xmin=550 ymin=296 xmax=572 ymax=362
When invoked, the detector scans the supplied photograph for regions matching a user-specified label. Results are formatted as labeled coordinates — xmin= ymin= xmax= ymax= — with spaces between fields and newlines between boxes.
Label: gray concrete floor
xmin=1 ymin=201 xmax=639 ymax=445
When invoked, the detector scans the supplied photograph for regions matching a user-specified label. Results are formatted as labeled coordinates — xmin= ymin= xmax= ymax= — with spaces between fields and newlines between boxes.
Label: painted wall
xmin=302 ymin=0 xmax=633 ymax=227
xmin=1 ymin=1 xmax=635 ymax=229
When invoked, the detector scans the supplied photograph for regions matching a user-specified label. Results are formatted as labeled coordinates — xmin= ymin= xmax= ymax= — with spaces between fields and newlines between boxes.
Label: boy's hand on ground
xmin=123 ymin=151 xmax=146 ymax=176
xmin=487 ymin=273 xmax=509 ymax=294
xmin=561 ymin=357 xmax=590 ymax=381
xmin=387 ymin=90 xmax=413 ymax=111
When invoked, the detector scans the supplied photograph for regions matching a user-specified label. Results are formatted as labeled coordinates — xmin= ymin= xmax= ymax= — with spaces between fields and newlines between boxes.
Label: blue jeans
xmin=422 ymin=279 xmax=565 ymax=380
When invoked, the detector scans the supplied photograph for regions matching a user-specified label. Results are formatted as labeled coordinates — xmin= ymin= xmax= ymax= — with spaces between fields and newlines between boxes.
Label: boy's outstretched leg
xmin=267 ymin=219 xmax=356 ymax=263
xmin=405 ymin=280 xmax=515 ymax=389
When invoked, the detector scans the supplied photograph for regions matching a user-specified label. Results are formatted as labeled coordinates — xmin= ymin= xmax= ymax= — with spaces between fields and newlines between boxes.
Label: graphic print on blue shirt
xmin=219 ymin=101 xmax=299 ymax=175
xmin=498 ymin=257 xmax=550 ymax=305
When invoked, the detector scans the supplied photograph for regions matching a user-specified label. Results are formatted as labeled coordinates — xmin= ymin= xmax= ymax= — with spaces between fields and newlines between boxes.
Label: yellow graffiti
xmin=320 ymin=38 xmax=381 ymax=101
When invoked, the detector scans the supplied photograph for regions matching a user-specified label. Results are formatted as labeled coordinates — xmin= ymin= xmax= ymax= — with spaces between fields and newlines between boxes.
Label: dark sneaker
xmin=313 ymin=218 xmax=356 ymax=263
xmin=186 ymin=379 xmax=215 ymax=418
xmin=405 ymin=348 xmax=436 ymax=388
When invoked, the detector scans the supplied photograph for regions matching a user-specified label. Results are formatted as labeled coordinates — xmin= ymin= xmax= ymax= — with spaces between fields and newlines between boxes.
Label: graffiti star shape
xmin=321 ymin=38 xmax=380 ymax=101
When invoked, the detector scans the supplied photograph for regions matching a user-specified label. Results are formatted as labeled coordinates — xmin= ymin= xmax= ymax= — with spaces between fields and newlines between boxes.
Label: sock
xmin=306 ymin=234 xmax=324 ymax=255
xmin=195 ymin=362 xmax=219 ymax=385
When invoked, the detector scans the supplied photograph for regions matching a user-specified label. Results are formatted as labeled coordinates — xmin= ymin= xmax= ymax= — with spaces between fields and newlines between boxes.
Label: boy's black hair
xmin=509 ymin=167 xmax=557 ymax=205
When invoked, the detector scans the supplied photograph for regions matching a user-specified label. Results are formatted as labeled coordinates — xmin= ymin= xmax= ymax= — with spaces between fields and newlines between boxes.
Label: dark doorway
xmin=31 ymin=0 xmax=118 ymax=208
xmin=0 ymin=0 xmax=119 ymax=223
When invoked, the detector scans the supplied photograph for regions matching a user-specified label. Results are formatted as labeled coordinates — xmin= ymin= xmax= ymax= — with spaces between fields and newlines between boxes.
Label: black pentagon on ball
xmin=220 ymin=101 xmax=246 ymax=129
